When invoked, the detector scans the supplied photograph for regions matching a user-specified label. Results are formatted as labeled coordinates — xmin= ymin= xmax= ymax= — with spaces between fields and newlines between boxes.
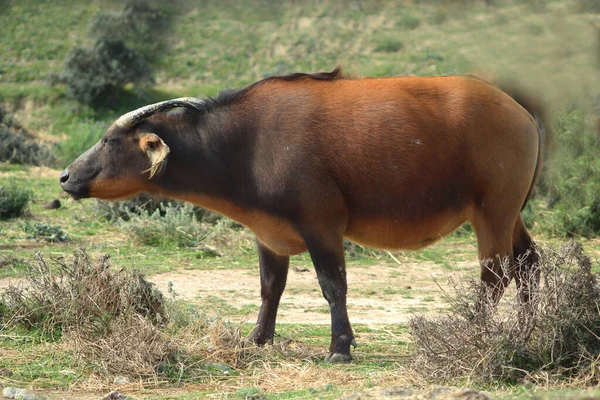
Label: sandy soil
xmin=0 ymin=259 xmax=476 ymax=325
xmin=149 ymin=260 xmax=476 ymax=324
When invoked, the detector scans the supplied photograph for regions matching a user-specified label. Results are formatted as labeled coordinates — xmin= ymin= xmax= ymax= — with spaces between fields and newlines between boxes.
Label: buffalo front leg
xmin=248 ymin=239 xmax=289 ymax=345
xmin=304 ymin=235 xmax=355 ymax=362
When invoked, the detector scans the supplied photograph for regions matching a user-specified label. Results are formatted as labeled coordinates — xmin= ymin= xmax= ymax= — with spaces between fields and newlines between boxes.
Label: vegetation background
xmin=0 ymin=0 xmax=599 ymax=399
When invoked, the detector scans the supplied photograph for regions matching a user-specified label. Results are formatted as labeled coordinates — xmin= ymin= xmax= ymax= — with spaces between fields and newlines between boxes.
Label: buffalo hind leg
xmin=248 ymin=239 xmax=289 ymax=345
xmin=512 ymin=215 xmax=540 ymax=303
xmin=472 ymin=212 xmax=516 ymax=308
xmin=303 ymin=234 xmax=355 ymax=362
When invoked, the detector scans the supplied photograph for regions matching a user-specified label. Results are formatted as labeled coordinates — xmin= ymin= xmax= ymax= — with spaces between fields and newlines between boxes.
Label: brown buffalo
xmin=60 ymin=68 xmax=547 ymax=362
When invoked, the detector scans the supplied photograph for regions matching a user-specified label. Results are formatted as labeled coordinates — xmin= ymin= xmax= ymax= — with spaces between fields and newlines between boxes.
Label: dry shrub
xmin=409 ymin=241 xmax=600 ymax=386
xmin=0 ymin=111 xmax=56 ymax=166
xmin=0 ymin=250 xmax=317 ymax=382
xmin=1 ymin=250 xmax=166 ymax=336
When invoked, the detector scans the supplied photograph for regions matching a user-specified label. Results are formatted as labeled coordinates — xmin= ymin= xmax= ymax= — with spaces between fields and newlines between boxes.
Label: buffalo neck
xmin=152 ymin=103 xmax=260 ymax=211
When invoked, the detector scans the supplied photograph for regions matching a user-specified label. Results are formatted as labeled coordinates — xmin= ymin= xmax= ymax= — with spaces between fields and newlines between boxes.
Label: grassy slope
xmin=1 ymin=0 xmax=598 ymax=137
xmin=1 ymin=0 xmax=600 ymax=399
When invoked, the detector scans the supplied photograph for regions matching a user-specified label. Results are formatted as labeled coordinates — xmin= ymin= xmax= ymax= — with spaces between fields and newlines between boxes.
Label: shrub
xmin=538 ymin=109 xmax=600 ymax=237
xmin=374 ymin=36 xmax=404 ymax=53
xmin=88 ymin=0 xmax=171 ymax=61
xmin=0 ymin=180 xmax=32 ymax=220
xmin=396 ymin=13 xmax=421 ymax=30
xmin=410 ymin=241 xmax=600 ymax=385
xmin=574 ymin=0 xmax=600 ymax=13
xmin=0 ymin=250 xmax=312 ymax=380
xmin=20 ymin=221 xmax=68 ymax=243
xmin=121 ymin=202 xmax=210 ymax=248
xmin=102 ymin=198 xmax=248 ymax=253
xmin=93 ymin=195 xmax=196 ymax=222
xmin=53 ymin=39 xmax=153 ymax=107
xmin=0 ymin=111 xmax=56 ymax=166
xmin=430 ymin=7 xmax=448 ymax=25
xmin=1 ymin=250 xmax=166 ymax=337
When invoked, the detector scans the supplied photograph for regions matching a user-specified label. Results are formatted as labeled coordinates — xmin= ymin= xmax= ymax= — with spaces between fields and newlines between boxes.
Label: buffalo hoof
xmin=324 ymin=352 xmax=352 ymax=363
xmin=247 ymin=326 xmax=273 ymax=346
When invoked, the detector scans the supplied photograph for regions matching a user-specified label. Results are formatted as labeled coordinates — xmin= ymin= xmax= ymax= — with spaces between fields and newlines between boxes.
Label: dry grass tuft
xmin=0 ymin=250 xmax=321 ymax=384
xmin=1 ymin=250 xmax=166 ymax=336
xmin=66 ymin=315 xmax=178 ymax=380
xmin=409 ymin=241 xmax=600 ymax=386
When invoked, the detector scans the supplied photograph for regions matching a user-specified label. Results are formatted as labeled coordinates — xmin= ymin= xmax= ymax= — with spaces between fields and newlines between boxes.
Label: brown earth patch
xmin=149 ymin=260 xmax=477 ymax=324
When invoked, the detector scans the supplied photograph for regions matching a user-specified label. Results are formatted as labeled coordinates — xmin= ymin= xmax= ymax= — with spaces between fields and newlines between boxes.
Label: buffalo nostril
xmin=59 ymin=170 xmax=70 ymax=184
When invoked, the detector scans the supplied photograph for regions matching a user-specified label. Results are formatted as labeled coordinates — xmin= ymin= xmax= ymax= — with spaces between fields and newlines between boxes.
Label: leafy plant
xmin=396 ymin=13 xmax=421 ymax=30
xmin=121 ymin=202 xmax=208 ymax=248
xmin=20 ymin=221 xmax=68 ymax=243
xmin=0 ymin=180 xmax=32 ymax=220
xmin=537 ymin=109 xmax=600 ymax=237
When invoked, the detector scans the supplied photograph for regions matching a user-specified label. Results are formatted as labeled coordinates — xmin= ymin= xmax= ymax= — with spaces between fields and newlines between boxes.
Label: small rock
xmin=100 ymin=390 xmax=127 ymax=400
xmin=0 ymin=367 xmax=13 ymax=376
xmin=293 ymin=266 xmax=309 ymax=272
xmin=2 ymin=387 xmax=25 ymax=399
xmin=403 ymin=285 xmax=412 ymax=290
xmin=43 ymin=199 xmax=61 ymax=210
xmin=113 ymin=376 xmax=131 ymax=385
xmin=205 ymin=362 xmax=233 ymax=373
xmin=2 ymin=387 xmax=48 ymax=400
xmin=58 ymin=369 xmax=75 ymax=375
xmin=452 ymin=388 xmax=490 ymax=399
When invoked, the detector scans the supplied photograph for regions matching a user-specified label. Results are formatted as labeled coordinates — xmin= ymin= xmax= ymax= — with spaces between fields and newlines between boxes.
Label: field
xmin=1 ymin=0 xmax=600 ymax=399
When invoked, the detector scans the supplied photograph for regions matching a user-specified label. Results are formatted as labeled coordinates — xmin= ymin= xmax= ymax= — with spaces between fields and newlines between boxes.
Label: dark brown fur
xmin=60 ymin=69 xmax=547 ymax=361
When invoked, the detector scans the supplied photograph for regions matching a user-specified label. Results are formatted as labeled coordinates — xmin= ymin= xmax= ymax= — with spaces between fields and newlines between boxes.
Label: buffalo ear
xmin=140 ymin=133 xmax=170 ymax=179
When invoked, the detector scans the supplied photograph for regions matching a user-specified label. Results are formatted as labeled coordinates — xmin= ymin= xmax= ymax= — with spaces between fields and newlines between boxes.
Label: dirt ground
xmin=149 ymin=259 xmax=476 ymax=324
xmin=0 ymin=259 xmax=476 ymax=325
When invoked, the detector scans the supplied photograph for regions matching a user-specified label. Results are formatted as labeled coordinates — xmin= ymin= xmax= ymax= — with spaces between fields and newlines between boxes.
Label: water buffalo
xmin=60 ymin=68 xmax=547 ymax=362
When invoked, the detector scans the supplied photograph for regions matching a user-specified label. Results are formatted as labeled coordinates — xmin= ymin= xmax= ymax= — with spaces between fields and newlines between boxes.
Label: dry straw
xmin=409 ymin=241 xmax=600 ymax=387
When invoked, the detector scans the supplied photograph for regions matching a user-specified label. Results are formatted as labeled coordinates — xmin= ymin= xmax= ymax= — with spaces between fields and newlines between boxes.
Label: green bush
xmin=20 ymin=221 xmax=68 ymax=243
xmin=396 ymin=13 xmax=421 ymax=30
xmin=374 ymin=36 xmax=404 ymax=53
xmin=430 ymin=7 xmax=448 ymax=25
xmin=94 ymin=195 xmax=212 ymax=223
xmin=574 ymin=0 xmax=600 ymax=13
xmin=0 ymin=180 xmax=32 ymax=220
xmin=116 ymin=201 xmax=251 ymax=253
xmin=122 ymin=202 xmax=208 ymax=248
xmin=88 ymin=0 xmax=171 ymax=61
xmin=538 ymin=109 xmax=600 ymax=237
xmin=52 ymin=39 xmax=153 ymax=108
xmin=56 ymin=120 xmax=105 ymax=166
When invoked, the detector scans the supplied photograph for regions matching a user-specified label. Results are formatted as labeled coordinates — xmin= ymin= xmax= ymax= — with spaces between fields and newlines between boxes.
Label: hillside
xmin=1 ymin=0 xmax=598 ymax=139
